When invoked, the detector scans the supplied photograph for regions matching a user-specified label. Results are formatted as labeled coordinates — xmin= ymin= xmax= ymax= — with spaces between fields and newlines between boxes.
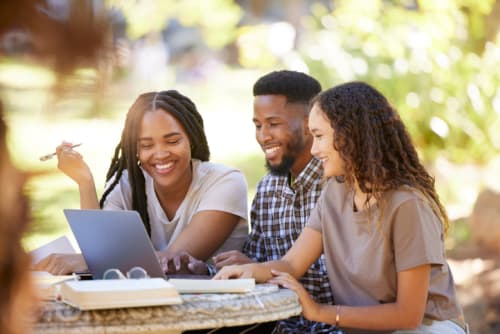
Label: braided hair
xmin=99 ymin=90 xmax=210 ymax=235
xmin=313 ymin=82 xmax=449 ymax=232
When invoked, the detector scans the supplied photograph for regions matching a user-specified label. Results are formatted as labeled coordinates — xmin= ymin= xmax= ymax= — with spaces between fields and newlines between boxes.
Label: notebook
xmin=64 ymin=209 xmax=166 ymax=280
xmin=59 ymin=278 xmax=182 ymax=310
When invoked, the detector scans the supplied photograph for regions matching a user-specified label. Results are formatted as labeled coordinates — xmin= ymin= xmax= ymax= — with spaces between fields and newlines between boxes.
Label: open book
xmin=30 ymin=235 xmax=77 ymax=264
xmin=59 ymin=278 xmax=182 ymax=310
xmin=168 ymin=278 xmax=255 ymax=294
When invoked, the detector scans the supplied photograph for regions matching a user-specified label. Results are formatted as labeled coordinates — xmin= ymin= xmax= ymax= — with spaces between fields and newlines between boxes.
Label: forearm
xmin=314 ymin=303 xmax=423 ymax=331
xmin=257 ymin=259 xmax=296 ymax=282
xmin=77 ymin=176 xmax=99 ymax=209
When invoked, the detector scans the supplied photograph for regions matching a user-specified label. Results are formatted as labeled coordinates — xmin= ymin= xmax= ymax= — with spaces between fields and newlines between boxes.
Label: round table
xmin=33 ymin=283 xmax=301 ymax=334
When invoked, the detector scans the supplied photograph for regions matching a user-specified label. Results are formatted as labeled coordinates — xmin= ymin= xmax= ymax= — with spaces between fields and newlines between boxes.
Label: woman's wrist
xmin=309 ymin=302 xmax=325 ymax=323
xmin=309 ymin=303 xmax=336 ymax=324
xmin=335 ymin=304 xmax=341 ymax=328
xmin=76 ymin=172 xmax=95 ymax=188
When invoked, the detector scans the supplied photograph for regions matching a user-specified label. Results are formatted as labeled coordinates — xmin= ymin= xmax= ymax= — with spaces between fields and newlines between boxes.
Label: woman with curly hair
xmin=216 ymin=82 xmax=467 ymax=333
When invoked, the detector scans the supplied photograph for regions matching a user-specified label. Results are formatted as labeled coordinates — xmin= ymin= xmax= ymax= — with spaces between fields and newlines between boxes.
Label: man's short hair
xmin=253 ymin=70 xmax=321 ymax=104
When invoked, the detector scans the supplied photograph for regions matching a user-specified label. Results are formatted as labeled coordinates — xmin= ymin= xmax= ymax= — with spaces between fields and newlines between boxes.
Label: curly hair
xmin=99 ymin=90 xmax=210 ymax=235
xmin=253 ymin=70 xmax=321 ymax=105
xmin=313 ymin=82 xmax=449 ymax=232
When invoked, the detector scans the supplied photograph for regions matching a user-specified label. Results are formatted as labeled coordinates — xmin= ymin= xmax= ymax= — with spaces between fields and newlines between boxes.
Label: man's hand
xmin=32 ymin=253 xmax=87 ymax=275
xmin=213 ymin=264 xmax=249 ymax=280
xmin=213 ymin=250 xmax=253 ymax=270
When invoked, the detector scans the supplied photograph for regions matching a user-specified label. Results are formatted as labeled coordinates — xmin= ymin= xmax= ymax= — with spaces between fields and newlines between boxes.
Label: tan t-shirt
xmin=307 ymin=179 xmax=463 ymax=325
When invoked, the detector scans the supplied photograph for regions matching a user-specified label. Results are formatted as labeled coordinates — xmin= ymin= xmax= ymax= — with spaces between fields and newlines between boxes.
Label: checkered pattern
xmin=243 ymin=158 xmax=336 ymax=333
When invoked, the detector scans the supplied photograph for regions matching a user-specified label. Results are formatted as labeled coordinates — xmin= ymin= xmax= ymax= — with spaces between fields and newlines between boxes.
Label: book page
xmin=30 ymin=235 xmax=76 ymax=264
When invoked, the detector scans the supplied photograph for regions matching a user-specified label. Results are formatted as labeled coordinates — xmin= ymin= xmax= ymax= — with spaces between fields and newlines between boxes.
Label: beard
xmin=266 ymin=155 xmax=295 ymax=176
xmin=265 ymin=134 xmax=307 ymax=176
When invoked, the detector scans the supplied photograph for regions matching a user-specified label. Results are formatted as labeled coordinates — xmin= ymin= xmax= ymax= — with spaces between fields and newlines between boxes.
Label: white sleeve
xmin=196 ymin=170 xmax=248 ymax=220
xmin=101 ymin=173 xmax=132 ymax=211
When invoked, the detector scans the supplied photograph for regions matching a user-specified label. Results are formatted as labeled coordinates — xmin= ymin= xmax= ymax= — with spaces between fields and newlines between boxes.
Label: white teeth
xmin=156 ymin=162 xmax=174 ymax=170
xmin=265 ymin=146 xmax=279 ymax=154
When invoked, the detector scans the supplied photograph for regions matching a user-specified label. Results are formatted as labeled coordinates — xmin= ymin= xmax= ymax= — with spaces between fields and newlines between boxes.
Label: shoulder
xmin=384 ymin=187 xmax=428 ymax=211
xmin=193 ymin=160 xmax=246 ymax=186
xmin=383 ymin=187 xmax=441 ymax=226
xmin=105 ymin=169 xmax=130 ymax=190
xmin=309 ymin=177 xmax=350 ymax=214
xmin=304 ymin=157 xmax=323 ymax=176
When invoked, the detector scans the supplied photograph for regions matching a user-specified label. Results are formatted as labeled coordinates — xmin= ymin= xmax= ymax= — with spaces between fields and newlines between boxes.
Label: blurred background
xmin=1 ymin=0 xmax=499 ymax=332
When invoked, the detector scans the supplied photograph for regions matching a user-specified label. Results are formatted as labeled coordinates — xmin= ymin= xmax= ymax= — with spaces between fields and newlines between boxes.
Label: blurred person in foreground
xmin=216 ymin=82 xmax=467 ymax=334
xmin=0 ymin=103 xmax=34 ymax=334
xmin=209 ymin=70 xmax=337 ymax=333
xmin=0 ymin=0 xmax=112 ymax=333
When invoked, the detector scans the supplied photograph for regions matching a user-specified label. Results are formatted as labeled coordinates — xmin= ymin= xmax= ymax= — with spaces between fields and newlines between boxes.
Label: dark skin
xmin=155 ymin=94 xmax=316 ymax=275
xmin=174 ymin=94 xmax=315 ymax=273
xmin=214 ymin=94 xmax=314 ymax=269
xmin=34 ymin=110 xmax=240 ymax=276
xmin=252 ymin=95 xmax=313 ymax=178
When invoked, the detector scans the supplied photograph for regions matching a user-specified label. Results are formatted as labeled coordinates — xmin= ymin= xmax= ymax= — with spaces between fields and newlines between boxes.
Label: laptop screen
xmin=64 ymin=209 xmax=166 ymax=280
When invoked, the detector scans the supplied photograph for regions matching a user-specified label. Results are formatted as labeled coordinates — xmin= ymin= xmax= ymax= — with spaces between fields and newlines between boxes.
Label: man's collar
xmin=290 ymin=157 xmax=323 ymax=190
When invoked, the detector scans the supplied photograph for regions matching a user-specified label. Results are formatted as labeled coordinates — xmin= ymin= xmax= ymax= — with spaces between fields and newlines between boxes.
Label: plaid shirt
xmin=243 ymin=158 xmax=336 ymax=333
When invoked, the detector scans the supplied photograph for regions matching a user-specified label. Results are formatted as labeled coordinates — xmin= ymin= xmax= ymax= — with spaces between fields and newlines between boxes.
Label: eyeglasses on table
xmin=102 ymin=266 xmax=149 ymax=280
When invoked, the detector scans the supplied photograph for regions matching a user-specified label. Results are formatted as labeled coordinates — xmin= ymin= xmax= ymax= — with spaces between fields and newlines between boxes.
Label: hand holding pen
xmin=40 ymin=143 xmax=82 ymax=161
xmin=42 ymin=141 xmax=93 ymax=187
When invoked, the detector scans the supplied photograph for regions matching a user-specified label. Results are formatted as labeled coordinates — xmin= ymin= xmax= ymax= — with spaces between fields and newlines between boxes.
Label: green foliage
xmin=174 ymin=0 xmax=242 ymax=48
xmin=108 ymin=0 xmax=241 ymax=48
xmin=299 ymin=0 xmax=500 ymax=164
xmin=109 ymin=0 xmax=177 ymax=38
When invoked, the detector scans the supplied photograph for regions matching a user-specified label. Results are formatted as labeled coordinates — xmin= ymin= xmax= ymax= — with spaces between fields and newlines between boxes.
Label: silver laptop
xmin=64 ymin=209 xmax=166 ymax=280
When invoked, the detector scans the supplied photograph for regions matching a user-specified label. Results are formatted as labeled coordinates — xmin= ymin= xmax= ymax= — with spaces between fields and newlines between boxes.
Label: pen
xmin=39 ymin=143 xmax=82 ymax=162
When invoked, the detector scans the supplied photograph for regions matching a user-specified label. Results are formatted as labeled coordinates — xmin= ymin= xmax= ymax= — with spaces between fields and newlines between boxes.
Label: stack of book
xmin=59 ymin=278 xmax=182 ymax=310
xmin=37 ymin=276 xmax=256 ymax=310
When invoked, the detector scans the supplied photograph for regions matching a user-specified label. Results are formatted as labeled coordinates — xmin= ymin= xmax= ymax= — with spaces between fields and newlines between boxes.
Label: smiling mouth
xmin=154 ymin=161 xmax=174 ymax=172
xmin=264 ymin=145 xmax=280 ymax=154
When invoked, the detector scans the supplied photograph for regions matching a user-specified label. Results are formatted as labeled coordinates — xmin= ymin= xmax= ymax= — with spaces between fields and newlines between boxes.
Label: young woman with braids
xmin=216 ymin=82 xmax=467 ymax=334
xmin=35 ymin=90 xmax=249 ymax=276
